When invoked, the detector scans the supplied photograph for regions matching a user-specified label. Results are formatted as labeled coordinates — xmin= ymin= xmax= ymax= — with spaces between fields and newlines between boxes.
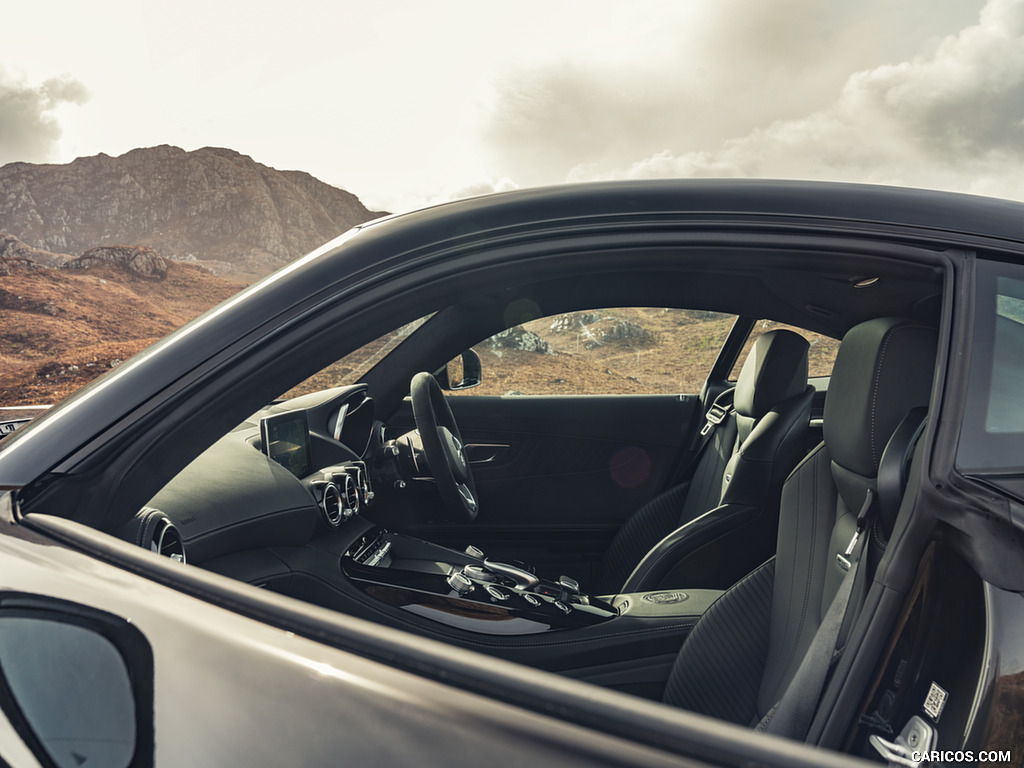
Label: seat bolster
xmin=663 ymin=558 xmax=775 ymax=726
xmin=595 ymin=482 xmax=691 ymax=595
xmin=759 ymin=442 xmax=839 ymax=717
xmin=621 ymin=503 xmax=761 ymax=593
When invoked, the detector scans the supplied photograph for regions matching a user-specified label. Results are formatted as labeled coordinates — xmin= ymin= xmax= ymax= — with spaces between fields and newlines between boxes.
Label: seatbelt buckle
xmin=700 ymin=403 xmax=729 ymax=435
xmin=843 ymin=488 xmax=877 ymax=557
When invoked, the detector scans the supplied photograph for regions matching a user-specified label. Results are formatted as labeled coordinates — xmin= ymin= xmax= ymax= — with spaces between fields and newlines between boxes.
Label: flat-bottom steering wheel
xmin=410 ymin=371 xmax=479 ymax=522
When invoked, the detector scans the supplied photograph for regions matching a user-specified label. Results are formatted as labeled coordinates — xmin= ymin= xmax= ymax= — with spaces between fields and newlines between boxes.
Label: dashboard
xmin=142 ymin=384 xmax=378 ymax=565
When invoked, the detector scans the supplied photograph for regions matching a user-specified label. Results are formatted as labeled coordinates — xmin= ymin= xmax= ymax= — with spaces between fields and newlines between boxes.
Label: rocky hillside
xmin=0 ymin=236 xmax=244 ymax=405
xmin=0 ymin=145 xmax=386 ymax=282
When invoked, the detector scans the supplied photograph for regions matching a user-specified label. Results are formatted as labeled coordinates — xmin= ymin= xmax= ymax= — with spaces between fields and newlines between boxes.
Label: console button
xmin=553 ymin=601 xmax=572 ymax=615
xmin=557 ymin=575 xmax=580 ymax=594
xmin=521 ymin=593 xmax=541 ymax=607
xmin=484 ymin=584 xmax=510 ymax=601
xmin=446 ymin=571 xmax=474 ymax=595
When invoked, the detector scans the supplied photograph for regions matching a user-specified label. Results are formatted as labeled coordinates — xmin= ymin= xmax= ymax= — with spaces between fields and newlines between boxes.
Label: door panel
xmin=387 ymin=394 xmax=702 ymax=581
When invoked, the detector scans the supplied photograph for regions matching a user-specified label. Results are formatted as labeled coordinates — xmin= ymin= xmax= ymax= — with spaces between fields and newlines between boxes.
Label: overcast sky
xmin=3 ymin=0 xmax=1022 ymax=213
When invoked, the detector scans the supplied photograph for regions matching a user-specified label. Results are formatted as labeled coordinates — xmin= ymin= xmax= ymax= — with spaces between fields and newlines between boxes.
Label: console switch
xmin=484 ymin=584 xmax=510 ymax=601
xmin=557 ymin=576 xmax=580 ymax=594
xmin=446 ymin=570 xmax=474 ymax=595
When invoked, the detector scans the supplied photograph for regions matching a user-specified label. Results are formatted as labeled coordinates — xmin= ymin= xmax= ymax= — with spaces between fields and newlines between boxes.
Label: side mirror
xmin=434 ymin=349 xmax=482 ymax=391
xmin=0 ymin=596 xmax=153 ymax=768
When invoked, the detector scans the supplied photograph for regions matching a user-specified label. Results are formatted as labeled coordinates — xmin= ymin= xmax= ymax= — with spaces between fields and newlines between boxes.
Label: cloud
xmin=573 ymin=0 xmax=1024 ymax=200
xmin=448 ymin=177 xmax=520 ymax=201
xmin=479 ymin=0 xmax=1024 ymax=200
xmin=0 ymin=70 xmax=90 ymax=166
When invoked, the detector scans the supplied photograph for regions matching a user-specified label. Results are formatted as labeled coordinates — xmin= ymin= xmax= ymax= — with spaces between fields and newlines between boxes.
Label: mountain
xmin=0 ymin=145 xmax=387 ymax=405
xmin=0 ymin=145 xmax=386 ymax=282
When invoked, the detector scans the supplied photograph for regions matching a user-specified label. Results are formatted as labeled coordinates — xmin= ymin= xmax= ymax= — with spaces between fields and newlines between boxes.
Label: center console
xmin=342 ymin=528 xmax=724 ymax=638
xmin=344 ymin=529 xmax=618 ymax=634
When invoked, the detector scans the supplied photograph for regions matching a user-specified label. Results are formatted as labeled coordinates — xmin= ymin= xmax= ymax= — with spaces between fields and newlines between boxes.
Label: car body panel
xmin=4 ymin=494 xmax=875 ymax=768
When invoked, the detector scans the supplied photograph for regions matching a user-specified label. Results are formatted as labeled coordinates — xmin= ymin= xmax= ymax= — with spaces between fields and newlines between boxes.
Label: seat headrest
xmin=824 ymin=318 xmax=937 ymax=479
xmin=735 ymin=329 xmax=810 ymax=419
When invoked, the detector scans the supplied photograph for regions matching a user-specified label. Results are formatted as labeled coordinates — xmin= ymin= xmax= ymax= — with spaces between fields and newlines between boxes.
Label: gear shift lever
xmin=482 ymin=559 xmax=540 ymax=590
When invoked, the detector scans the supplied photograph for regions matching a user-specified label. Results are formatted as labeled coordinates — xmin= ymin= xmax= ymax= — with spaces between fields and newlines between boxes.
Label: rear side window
xmin=958 ymin=260 xmax=1024 ymax=477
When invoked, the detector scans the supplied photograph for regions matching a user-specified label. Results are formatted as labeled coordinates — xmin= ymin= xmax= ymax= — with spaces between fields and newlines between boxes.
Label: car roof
xmin=370 ymin=178 xmax=1024 ymax=253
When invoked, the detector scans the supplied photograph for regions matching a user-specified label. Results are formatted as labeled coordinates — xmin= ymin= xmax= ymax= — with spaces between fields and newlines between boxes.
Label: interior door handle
xmin=464 ymin=443 xmax=510 ymax=464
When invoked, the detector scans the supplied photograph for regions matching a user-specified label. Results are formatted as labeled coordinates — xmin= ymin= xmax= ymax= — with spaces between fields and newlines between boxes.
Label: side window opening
xmin=460 ymin=308 xmax=735 ymax=396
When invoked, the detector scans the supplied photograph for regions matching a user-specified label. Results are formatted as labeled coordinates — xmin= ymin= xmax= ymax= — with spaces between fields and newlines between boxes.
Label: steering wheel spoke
xmin=410 ymin=372 xmax=479 ymax=522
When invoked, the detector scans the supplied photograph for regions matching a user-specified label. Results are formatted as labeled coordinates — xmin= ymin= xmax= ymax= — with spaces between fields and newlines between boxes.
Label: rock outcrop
xmin=63 ymin=245 xmax=168 ymax=279
xmin=0 ymin=231 xmax=72 ymax=271
xmin=486 ymin=327 xmax=554 ymax=354
xmin=547 ymin=311 xmax=658 ymax=349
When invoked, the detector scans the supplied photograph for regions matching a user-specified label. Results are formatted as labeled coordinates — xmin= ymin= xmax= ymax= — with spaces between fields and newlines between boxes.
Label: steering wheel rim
xmin=409 ymin=371 xmax=479 ymax=522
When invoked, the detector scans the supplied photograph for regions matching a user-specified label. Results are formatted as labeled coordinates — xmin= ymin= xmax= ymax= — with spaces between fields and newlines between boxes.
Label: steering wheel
xmin=409 ymin=371 xmax=479 ymax=522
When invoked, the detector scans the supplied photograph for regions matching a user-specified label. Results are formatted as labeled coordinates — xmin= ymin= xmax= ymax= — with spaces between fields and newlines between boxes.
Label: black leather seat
xmin=659 ymin=317 xmax=937 ymax=739
xmin=596 ymin=329 xmax=814 ymax=593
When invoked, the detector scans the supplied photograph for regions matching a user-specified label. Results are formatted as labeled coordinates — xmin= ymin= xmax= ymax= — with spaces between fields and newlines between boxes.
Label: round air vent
xmin=152 ymin=518 xmax=187 ymax=564
xmin=124 ymin=508 xmax=187 ymax=564
xmin=321 ymin=482 xmax=343 ymax=527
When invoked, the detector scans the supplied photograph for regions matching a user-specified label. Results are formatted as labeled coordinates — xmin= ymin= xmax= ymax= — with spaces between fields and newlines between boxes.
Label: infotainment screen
xmin=260 ymin=409 xmax=313 ymax=478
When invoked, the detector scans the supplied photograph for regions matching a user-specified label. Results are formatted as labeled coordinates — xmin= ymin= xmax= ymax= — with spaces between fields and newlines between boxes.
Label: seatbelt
xmin=667 ymin=387 xmax=735 ymax=487
xmin=756 ymin=488 xmax=877 ymax=741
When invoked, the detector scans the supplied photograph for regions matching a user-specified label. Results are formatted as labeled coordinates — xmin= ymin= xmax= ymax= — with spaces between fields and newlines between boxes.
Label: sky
xmin=3 ymin=0 xmax=1023 ymax=214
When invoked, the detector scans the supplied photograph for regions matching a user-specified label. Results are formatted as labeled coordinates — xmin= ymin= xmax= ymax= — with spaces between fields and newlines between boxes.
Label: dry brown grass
xmin=0 ymin=262 xmax=243 ymax=405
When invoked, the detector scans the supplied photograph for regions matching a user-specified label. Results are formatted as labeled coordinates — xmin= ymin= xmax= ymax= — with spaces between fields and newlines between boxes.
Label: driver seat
xmin=659 ymin=317 xmax=937 ymax=739
xmin=596 ymin=329 xmax=814 ymax=593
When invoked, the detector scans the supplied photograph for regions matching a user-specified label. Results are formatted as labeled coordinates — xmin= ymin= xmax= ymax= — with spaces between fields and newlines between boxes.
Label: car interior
xmin=111 ymin=243 xmax=964 ymax=753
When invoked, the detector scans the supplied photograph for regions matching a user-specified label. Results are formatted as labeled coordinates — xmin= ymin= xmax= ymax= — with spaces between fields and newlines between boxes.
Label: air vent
xmin=321 ymin=482 xmax=343 ymax=527
xmin=150 ymin=517 xmax=186 ymax=564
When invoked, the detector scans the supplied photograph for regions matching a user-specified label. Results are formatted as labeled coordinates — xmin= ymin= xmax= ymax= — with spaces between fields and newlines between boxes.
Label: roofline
xmin=366 ymin=178 xmax=1024 ymax=251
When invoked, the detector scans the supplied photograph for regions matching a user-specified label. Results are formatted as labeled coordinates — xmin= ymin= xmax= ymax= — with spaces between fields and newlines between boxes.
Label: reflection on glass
xmin=0 ymin=618 xmax=136 ymax=768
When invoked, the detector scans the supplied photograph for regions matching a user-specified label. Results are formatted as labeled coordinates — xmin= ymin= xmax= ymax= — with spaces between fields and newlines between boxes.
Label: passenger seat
xmin=660 ymin=316 xmax=937 ymax=741
xmin=596 ymin=329 xmax=814 ymax=593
